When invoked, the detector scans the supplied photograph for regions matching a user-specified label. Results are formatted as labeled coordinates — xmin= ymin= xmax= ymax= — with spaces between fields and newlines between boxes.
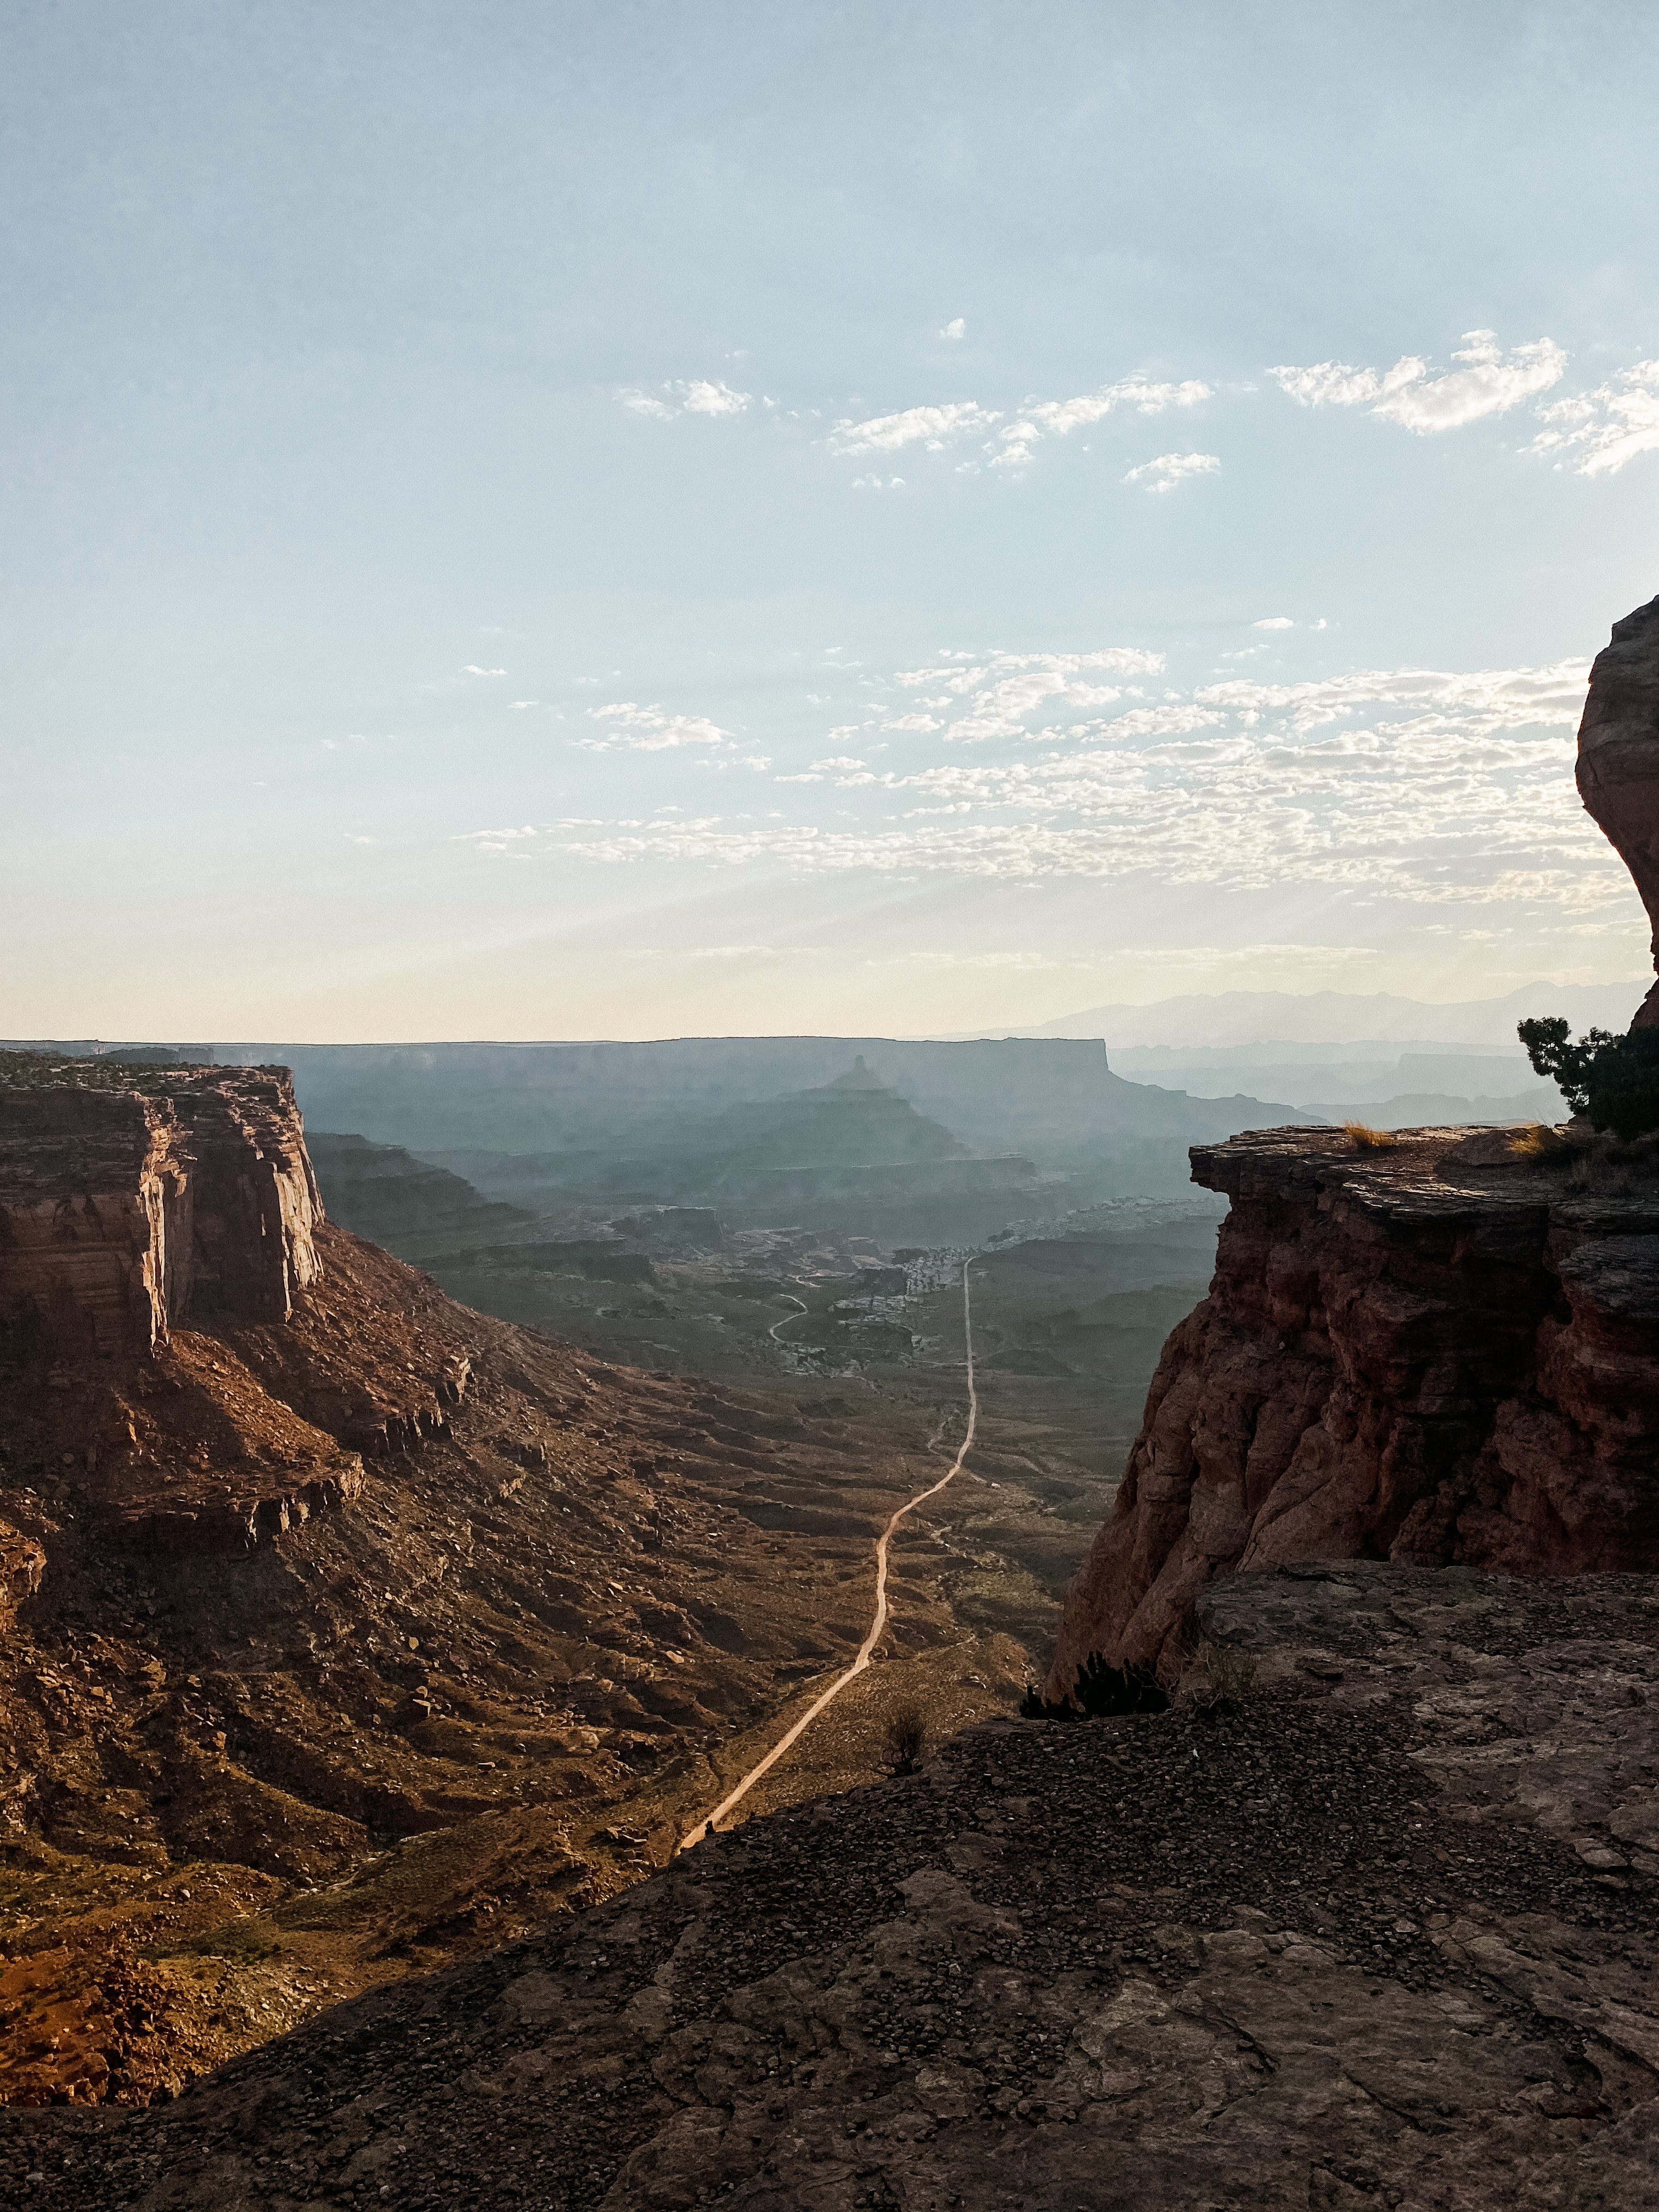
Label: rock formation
xmin=1046 ymin=1125 xmax=1659 ymax=1687
xmin=0 ymin=1055 xmax=459 ymax=1556
xmin=1577 ymin=591 xmax=1659 ymax=1028
xmin=0 ymin=1059 xmax=323 ymax=1359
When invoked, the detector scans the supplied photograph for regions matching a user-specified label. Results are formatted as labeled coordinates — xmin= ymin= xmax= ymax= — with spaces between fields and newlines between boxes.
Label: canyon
xmin=0 ymin=1050 xmax=1113 ymax=2110
xmin=7 ymin=591 xmax=1659 ymax=2199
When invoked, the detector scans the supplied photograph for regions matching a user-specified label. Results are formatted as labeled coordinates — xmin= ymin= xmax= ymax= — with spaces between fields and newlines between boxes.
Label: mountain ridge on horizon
xmin=961 ymin=978 xmax=1651 ymax=1049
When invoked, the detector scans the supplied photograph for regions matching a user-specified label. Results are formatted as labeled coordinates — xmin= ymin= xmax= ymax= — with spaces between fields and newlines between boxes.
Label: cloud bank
xmin=582 ymin=702 xmax=731 ymax=750
xmin=1271 ymin=331 xmax=1565 ymax=433
xmin=830 ymin=374 xmax=1211 ymax=466
xmin=465 ymin=647 xmax=1612 ymax=924
xmin=619 ymin=379 xmax=751 ymax=420
xmin=1530 ymin=360 xmax=1659 ymax=476
xmin=1123 ymin=450 xmax=1220 ymax=492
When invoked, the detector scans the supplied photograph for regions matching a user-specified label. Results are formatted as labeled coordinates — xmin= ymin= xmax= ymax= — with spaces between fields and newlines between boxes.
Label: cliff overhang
xmin=1047 ymin=1121 xmax=1659 ymax=1689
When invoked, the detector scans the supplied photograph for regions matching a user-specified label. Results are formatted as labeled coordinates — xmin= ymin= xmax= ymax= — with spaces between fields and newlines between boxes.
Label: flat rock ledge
xmin=8 ymin=1561 xmax=1659 ymax=2209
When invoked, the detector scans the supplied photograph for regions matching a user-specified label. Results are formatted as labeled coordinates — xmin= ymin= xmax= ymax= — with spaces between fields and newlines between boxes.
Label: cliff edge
xmin=1577 ymin=591 xmax=1659 ymax=1029
xmin=1046 ymin=1122 xmax=1659 ymax=1688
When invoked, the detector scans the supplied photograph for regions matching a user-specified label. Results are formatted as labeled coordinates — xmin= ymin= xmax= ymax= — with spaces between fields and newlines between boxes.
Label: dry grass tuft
xmin=1184 ymin=1641 xmax=1260 ymax=1711
xmin=1343 ymin=1120 xmax=1398 ymax=1152
xmin=1510 ymin=1122 xmax=1575 ymax=1161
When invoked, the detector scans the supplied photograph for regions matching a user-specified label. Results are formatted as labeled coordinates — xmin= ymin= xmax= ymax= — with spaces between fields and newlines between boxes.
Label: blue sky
xmin=6 ymin=1 xmax=1659 ymax=1041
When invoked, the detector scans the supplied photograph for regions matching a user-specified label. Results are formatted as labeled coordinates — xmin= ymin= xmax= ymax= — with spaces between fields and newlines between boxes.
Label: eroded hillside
xmin=0 ymin=1058 xmax=1045 ymax=2107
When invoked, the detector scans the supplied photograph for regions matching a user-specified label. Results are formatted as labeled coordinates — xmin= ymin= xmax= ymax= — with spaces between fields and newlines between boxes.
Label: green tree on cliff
xmin=1519 ymin=1018 xmax=1659 ymax=1143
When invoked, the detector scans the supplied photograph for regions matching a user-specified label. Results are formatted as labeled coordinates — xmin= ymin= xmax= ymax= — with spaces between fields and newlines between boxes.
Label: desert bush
xmin=1519 ymin=1018 xmax=1659 ymax=1143
xmin=1183 ymin=1641 xmax=1259 ymax=1712
xmin=188 ymin=1920 xmax=281 ymax=1964
xmin=1019 ymin=1651 xmax=1169 ymax=1720
xmin=1509 ymin=1122 xmax=1576 ymax=1161
xmin=1343 ymin=1120 xmax=1398 ymax=1151
xmin=883 ymin=1701 xmax=927 ymax=1774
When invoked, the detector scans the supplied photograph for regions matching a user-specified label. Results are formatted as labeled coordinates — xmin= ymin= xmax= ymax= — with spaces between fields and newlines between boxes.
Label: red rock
xmin=1046 ymin=1126 xmax=1659 ymax=1690
xmin=0 ymin=1519 xmax=46 ymax=1617
xmin=0 ymin=1065 xmax=323 ymax=1359
xmin=1576 ymin=592 xmax=1659 ymax=1029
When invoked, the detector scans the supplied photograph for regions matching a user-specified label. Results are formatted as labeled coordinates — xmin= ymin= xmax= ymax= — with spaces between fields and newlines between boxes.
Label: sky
xmin=5 ymin=0 xmax=1659 ymax=1043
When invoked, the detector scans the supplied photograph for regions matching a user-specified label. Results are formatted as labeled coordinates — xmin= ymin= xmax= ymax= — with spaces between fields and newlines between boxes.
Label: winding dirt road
xmin=678 ymin=1260 xmax=980 ymax=1850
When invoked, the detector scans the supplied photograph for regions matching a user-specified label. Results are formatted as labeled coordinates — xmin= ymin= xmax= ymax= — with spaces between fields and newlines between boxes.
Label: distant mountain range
xmin=965 ymin=979 xmax=1650 ymax=1049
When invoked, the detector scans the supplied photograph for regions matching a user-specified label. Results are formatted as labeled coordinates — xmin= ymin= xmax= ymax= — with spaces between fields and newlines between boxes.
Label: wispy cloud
xmin=618 ymin=379 xmax=752 ymax=421
xmin=830 ymin=402 xmax=1000 ymax=456
xmin=462 ymin=664 xmax=507 ymax=676
xmin=582 ymin=702 xmax=731 ymax=751
xmin=1271 ymin=330 xmax=1565 ymax=433
xmin=893 ymin=647 xmax=1165 ymax=742
xmin=1252 ymin=616 xmax=1294 ymax=631
xmin=940 ymin=317 xmax=966 ymax=341
xmin=991 ymin=377 xmax=1211 ymax=468
xmin=1123 ymin=451 xmax=1220 ymax=493
xmin=542 ymin=656 xmax=1612 ymax=916
xmin=1529 ymin=359 xmax=1659 ymax=476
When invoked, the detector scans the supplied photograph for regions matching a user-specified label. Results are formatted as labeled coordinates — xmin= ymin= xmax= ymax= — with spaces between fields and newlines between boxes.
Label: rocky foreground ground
xmin=8 ymin=1559 xmax=1659 ymax=2209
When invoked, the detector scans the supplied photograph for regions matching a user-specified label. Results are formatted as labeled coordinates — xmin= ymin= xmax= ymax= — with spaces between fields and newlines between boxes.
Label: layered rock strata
xmin=1047 ymin=1124 xmax=1659 ymax=1686
xmin=0 ymin=1059 xmax=461 ymax=1558
xmin=1577 ymin=592 xmax=1659 ymax=1028
xmin=0 ymin=1065 xmax=323 ymax=1359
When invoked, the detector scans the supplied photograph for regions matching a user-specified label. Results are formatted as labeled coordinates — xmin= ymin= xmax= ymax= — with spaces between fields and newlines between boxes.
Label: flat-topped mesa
xmin=1045 ymin=1124 xmax=1659 ymax=1690
xmin=1577 ymin=592 xmax=1659 ymax=1029
xmin=0 ymin=1062 xmax=323 ymax=1359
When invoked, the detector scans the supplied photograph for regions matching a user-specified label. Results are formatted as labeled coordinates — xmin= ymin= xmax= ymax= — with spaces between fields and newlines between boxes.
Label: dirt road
xmin=678 ymin=1260 xmax=980 ymax=1848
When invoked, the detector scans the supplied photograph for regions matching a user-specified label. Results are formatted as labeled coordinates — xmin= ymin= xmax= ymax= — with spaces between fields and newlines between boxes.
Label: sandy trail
xmin=678 ymin=1261 xmax=979 ymax=1850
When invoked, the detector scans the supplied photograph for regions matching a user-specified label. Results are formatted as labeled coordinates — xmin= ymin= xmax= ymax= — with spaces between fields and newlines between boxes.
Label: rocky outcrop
xmin=0 ymin=1063 xmax=323 ymax=1359
xmin=0 ymin=1058 xmax=446 ymax=1559
xmin=9 ymin=1562 xmax=1659 ymax=2210
xmin=1046 ymin=1125 xmax=1659 ymax=1688
xmin=0 ymin=1518 xmax=45 ymax=1620
xmin=1577 ymin=592 xmax=1659 ymax=1028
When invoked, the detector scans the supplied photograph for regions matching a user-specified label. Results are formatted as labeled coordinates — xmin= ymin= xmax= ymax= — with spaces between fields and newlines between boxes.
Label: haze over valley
xmin=8 ymin=7 xmax=1659 ymax=2207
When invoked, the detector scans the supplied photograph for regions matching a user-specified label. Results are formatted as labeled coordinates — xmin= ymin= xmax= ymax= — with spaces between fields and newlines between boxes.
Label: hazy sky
xmin=7 ymin=1 xmax=1659 ymax=1041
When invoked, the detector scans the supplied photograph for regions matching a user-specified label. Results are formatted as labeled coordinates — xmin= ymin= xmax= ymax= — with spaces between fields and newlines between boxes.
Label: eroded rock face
xmin=1046 ymin=1126 xmax=1659 ymax=1686
xmin=0 ymin=1065 xmax=323 ymax=1358
xmin=1577 ymin=591 xmax=1659 ymax=1028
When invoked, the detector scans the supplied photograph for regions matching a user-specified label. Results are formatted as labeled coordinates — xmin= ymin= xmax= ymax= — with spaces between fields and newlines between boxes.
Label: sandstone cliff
xmin=0 ymin=1058 xmax=323 ymax=1359
xmin=1046 ymin=1124 xmax=1659 ymax=1687
xmin=1577 ymin=592 xmax=1659 ymax=1028
xmin=0 ymin=1055 xmax=460 ymax=1556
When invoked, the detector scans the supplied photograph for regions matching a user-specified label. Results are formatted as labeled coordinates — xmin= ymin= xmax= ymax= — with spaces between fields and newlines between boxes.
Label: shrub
xmin=883 ymin=1702 xmax=927 ymax=1774
xmin=1519 ymin=1018 xmax=1659 ymax=1143
xmin=1184 ymin=1641 xmax=1259 ymax=1711
xmin=1019 ymin=1651 xmax=1169 ymax=1720
xmin=1343 ymin=1120 xmax=1398 ymax=1151
xmin=1509 ymin=1121 xmax=1575 ymax=1161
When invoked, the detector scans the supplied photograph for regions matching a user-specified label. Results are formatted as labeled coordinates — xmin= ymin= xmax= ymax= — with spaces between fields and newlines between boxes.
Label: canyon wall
xmin=0 ymin=1064 xmax=323 ymax=1359
xmin=1045 ymin=1125 xmax=1659 ymax=1688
